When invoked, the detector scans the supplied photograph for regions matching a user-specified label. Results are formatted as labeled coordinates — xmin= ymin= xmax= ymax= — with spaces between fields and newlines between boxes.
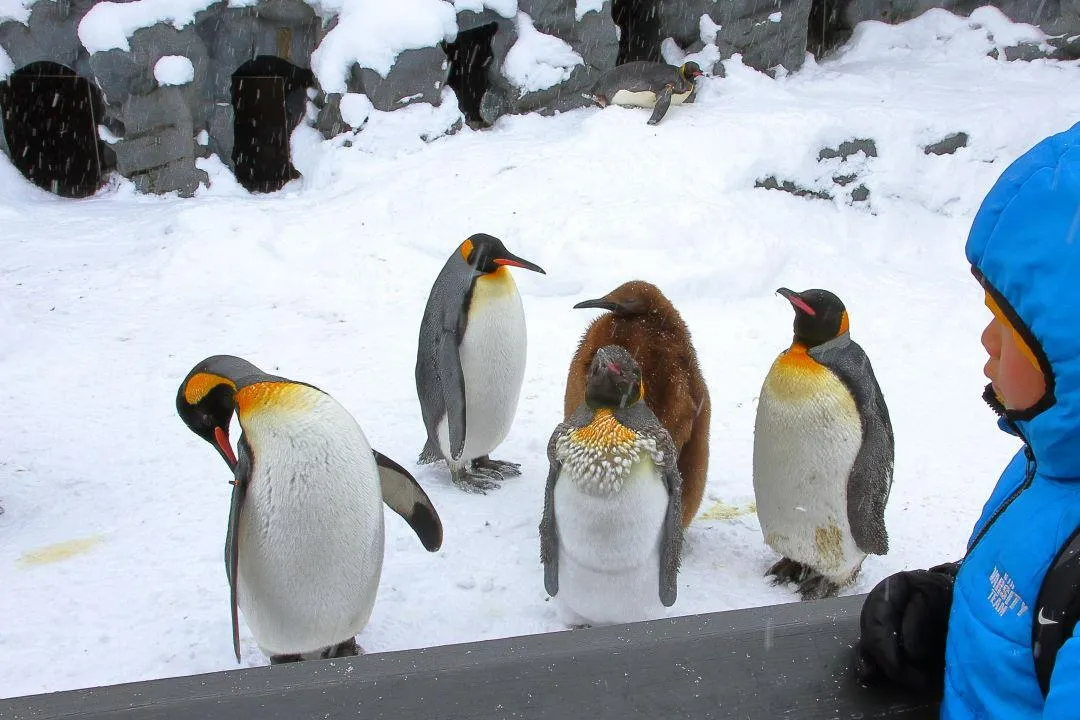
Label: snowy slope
xmin=3 ymin=8 xmax=1080 ymax=699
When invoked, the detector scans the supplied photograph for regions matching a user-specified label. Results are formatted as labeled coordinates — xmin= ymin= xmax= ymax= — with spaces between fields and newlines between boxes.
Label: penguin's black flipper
xmin=438 ymin=331 xmax=468 ymax=461
xmin=652 ymin=419 xmax=684 ymax=607
xmin=647 ymin=86 xmax=674 ymax=126
xmin=225 ymin=435 xmax=253 ymax=664
xmin=811 ymin=338 xmax=895 ymax=556
xmin=540 ymin=421 xmax=574 ymax=598
xmin=373 ymin=450 xmax=443 ymax=552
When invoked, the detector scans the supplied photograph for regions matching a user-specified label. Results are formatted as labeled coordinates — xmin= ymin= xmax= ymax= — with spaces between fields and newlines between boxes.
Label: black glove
xmin=854 ymin=562 xmax=959 ymax=694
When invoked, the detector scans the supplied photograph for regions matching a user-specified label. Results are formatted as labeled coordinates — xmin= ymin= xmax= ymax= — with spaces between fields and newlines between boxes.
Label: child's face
xmin=981 ymin=316 xmax=1047 ymax=411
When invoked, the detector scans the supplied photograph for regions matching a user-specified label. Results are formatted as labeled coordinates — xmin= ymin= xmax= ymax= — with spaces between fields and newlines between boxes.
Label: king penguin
xmin=540 ymin=345 xmax=684 ymax=626
xmin=752 ymin=288 xmax=894 ymax=601
xmin=416 ymin=232 xmax=546 ymax=493
xmin=588 ymin=61 xmax=704 ymax=125
xmin=565 ymin=280 xmax=711 ymax=529
xmin=176 ymin=355 xmax=443 ymax=664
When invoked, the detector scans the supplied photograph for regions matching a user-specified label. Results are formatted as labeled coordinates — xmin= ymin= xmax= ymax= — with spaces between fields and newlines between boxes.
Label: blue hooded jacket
xmin=943 ymin=121 xmax=1080 ymax=718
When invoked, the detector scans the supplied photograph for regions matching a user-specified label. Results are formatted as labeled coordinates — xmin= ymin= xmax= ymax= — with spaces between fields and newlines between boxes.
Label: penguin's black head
xmin=459 ymin=233 xmax=546 ymax=275
xmin=679 ymin=62 xmax=704 ymax=81
xmin=585 ymin=345 xmax=644 ymax=409
xmin=176 ymin=355 xmax=264 ymax=470
xmin=776 ymin=287 xmax=849 ymax=348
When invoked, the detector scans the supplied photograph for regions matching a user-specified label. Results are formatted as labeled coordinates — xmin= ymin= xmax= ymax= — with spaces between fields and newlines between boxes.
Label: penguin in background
xmin=565 ymin=280 xmax=710 ymax=528
xmin=588 ymin=61 xmax=704 ymax=126
xmin=540 ymin=345 xmax=684 ymax=627
xmin=176 ymin=355 xmax=443 ymax=664
xmin=416 ymin=233 xmax=546 ymax=493
xmin=752 ymin=288 xmax=894 ymax=601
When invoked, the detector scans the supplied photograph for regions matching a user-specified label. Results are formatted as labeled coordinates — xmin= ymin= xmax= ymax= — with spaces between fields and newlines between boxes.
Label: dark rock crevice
xmin=230 ymin=55 xmax=314 ymax=193
xmin=0 ymin=61 xmax=107 ymax=197
xmin=442 ymin=22 xmax=498 ymax=127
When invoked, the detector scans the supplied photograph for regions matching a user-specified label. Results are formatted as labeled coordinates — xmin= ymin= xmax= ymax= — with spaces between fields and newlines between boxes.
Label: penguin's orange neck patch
xmin=570 ymin=408 xmax=637 ymax=449
xmin=184 ymin=372 xmax=236 ymax=404
xmin=777 ymin=343 xmax=826 ymax=372
xmin=235 ymin=381 xmax=313 ymax=416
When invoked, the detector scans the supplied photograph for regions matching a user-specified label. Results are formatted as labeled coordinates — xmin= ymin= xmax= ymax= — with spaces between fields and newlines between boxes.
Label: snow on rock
xmin=837 ymin=6 xmax=1049 ymax=62
xmin=769 ymin=11 xmax=782 ymax=22
xmin=0 ymin=0 xmax=33 ymax=25
xmin=196 ymin=129 xmax=209 ymax=145
xmin=502 ymin=12 xmax=584 ymax=96
xmin=339 ymin=92 xmax=375 ymax=127
xmin=78 ymin=0 xmax=217 ymax=53
xmin=700 ymin=13 xmax=721 ymax=42
xmin=309 ymin=0 xmax=456 ymax=93
xmin=453 ymin=0 xmax=517 ymax=17
xmin=154 ymin=55 xmax=195 ymax=86
xmin=0 ymin=43 xmax=12 ymax=80
xmin=575 ymin=0 xmax=605 ymax=20
xmin=661 ymin=37 xmax=686 ymax=65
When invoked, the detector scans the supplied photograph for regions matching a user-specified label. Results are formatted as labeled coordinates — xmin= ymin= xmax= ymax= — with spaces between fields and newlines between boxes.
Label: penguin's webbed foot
xmin=451 ymin=466 xmax=502 ymax=494
xmin=320 ymin=637 xmax=361 ymax=659
xmin=270 ymin=653 xmax=304 ymax=665
xmin=473 ymin=455 xmax=522 ymax=478
xmin=797 ymin=572 xmax=841 ymax=602
xmin=766 ymin=557 xmax=812 ymax=586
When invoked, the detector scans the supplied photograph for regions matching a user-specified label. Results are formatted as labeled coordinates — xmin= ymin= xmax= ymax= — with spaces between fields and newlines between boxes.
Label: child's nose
xmin=981 ymin=319 xmax=1003 ymax=356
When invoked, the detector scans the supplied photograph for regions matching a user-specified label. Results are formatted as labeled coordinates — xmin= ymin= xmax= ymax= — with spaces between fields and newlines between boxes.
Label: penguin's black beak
xmin=573 ymin=297 xmax=621 ymax=312
xmin=776 ymin=287 xmax=817 ymax=317
xmin=494 ymin=251 xmax=546 ymax=274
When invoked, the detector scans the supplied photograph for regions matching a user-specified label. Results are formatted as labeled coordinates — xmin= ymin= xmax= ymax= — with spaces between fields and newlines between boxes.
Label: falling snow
xmin=0 ymin=5 xmax=1079 ymax=704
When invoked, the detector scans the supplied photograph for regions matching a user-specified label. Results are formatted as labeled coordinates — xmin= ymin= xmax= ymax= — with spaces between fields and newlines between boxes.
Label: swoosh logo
xmin=1038 ymin=607 xmax=1059 ymax=626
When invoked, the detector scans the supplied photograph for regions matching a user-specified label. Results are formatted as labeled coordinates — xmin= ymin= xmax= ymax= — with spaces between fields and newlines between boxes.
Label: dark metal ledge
xmin=1 ymin=593 xmax=938 ymax=719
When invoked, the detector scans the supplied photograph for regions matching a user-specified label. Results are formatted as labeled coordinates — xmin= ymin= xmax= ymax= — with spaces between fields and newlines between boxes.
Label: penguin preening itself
xmin=752 ymin=288 xmax=894 ymax=601
xmin=540 ymin=345 xmax=684 ymax=626
xmin=565 ymin=280 xmax=710 ymax=529
xmin=416 ymin=233 xmax=546 ymax=493
xmin=176 ymin=355 xmax=442 ymax=664
xmin=588 ymin=61 xmax=704 ymax=126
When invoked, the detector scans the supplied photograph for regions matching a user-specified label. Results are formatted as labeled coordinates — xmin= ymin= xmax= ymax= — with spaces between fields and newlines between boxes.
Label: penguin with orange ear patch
xmin=176 ymin=355 xmax=442 ymax=665
xmin=416 ymin=233 xmax=546 ymax=493
xmin=753 ymin=288 xmax=894 ymax=601
xmin=565 ymin=280 xmax=710 ymax=529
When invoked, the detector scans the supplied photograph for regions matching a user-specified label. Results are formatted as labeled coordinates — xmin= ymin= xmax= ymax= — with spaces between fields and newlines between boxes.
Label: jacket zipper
xmin=962 ymin=441 xmax=1037 ymax=563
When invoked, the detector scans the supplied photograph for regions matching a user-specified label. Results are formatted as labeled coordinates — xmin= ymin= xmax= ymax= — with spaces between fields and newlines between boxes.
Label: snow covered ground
xmin=3 ymin=7 xmax=1080 ymax=699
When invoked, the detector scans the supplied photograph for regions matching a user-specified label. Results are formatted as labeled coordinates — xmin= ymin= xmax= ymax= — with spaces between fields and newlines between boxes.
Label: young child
xmin=854 ymin=120 xmax=1080 ymax=717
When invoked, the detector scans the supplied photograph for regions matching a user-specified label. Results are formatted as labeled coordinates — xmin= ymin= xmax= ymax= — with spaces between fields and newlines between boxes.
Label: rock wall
xmin=0 ymin=0 xmax=1078 ymax=198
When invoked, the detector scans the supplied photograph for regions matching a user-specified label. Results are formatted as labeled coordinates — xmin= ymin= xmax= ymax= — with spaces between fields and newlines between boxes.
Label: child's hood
xmin=966 ymin=120 xmax=1080 ymax=480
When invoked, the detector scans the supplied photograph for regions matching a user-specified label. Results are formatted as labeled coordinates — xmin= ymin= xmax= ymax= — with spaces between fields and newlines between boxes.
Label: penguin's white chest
xmin=553 ymin=456 xmax=669 ymax=625
xmin=437 ymin=271 xmax=527 ymax=465
xmin=237 ymin=390 xmax=385 ymax=655
xmin=752 ymin=356 xmax=864 ymax=583
xmin=610 ymin=88 xmax=692 ymax=109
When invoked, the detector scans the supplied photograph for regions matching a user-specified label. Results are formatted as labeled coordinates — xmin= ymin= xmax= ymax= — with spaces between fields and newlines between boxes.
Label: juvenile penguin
xmin=416 ymin=233 xmax=546 ymax=493
xmin=752 ymin=288 xmax=894 ymax=601
xmin=540 ymin=345 xmax=684 ymax=626
xmin=588 ymin=61 xmax=704 ymax=126
xmin=176 ymin=355 xmax=442 ymax=664
xmin=565 ymin=280 xmax=710 ymax=528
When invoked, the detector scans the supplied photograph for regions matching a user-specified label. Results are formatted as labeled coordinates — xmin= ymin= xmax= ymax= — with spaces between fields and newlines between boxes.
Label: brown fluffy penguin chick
xmin=564 ymin=280 xmax=711 ymax=528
